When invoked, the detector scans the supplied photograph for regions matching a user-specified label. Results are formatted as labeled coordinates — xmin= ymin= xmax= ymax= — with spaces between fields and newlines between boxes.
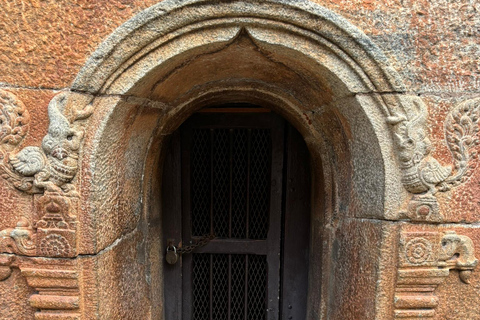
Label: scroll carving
xmin=394 ymin=230 xmax=478 ymax=319
xmin=444 ymin=98 xmax=480 ymax=187
xmin=439 ymin=231 xmax=479 ymax=283
xmin=389 ymin=97 xmax=480 ymax=222
xmin=0 ymin=90 xmax=30 ymax=150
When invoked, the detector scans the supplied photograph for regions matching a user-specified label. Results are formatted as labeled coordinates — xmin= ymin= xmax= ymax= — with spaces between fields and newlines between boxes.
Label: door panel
xmin=162 ymin=111 xmax=310 ymax=320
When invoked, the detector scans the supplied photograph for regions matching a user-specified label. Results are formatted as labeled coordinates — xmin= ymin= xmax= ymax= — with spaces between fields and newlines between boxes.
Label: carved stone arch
xmin=63 ymin=2 xmax=421 ymax=319
xmin=67 ymin=0 xmax=424 ymax=223
xmin=0 ymin=1 xmax=478 ymax=319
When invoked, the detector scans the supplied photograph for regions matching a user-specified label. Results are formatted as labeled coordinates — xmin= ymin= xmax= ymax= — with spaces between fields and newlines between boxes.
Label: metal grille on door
xmin=190 ymin=128 xmax=271 ymax=319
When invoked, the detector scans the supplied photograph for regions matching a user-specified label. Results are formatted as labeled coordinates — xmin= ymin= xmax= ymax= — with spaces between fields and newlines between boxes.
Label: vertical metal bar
xmin=210 ymin=129 xmax=214 ymax=235
xmin=228 ymin=133 xmax=233 ymax=319
xmin=210 ymin=254 xmax=213 ymax=320
xmin=229 ymin=129 xmax=233 ymax=320
xmin=244 ymin=255 xmax=249 ymax=320
xmin=229 ymin=129 xmax=233 ymax=238
xmin=246 ymin=129 xmax=251 ymax=239
xmin=210 ymin=129 xmax=214 ymax=320
xmin=228 ymin=254 xmax=232 ymax=320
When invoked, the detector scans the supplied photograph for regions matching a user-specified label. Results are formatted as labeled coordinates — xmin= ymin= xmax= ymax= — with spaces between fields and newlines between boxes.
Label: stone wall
xmin=0 ymin=1 xmax=479 ymax=319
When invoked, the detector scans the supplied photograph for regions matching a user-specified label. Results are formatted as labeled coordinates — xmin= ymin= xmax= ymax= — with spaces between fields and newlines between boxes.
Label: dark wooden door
xmin=162 ymin=111 xmax=310 ymax=320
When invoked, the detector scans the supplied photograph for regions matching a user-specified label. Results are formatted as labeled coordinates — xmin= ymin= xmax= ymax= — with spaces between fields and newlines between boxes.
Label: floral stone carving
xmin=394 ymin=230 xmax=478 ymax=319
xmin=0 ymin=90 xmax=30 ymax=151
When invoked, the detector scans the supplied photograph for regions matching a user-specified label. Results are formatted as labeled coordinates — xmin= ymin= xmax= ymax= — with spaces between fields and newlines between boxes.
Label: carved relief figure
xmin=0 ymin=91 xmax=92 ymax=195
xmin=392 ymin=98 xmax=480 ymax=195
xmin=390 ymin=99 xmax=452 ymax=195
xmin=0 ymin=90 xmax=88 ymax=259
xmin=389 ymin=98 xmax=480 ymax=222
xmin=11 ymin=93 xmax=84 ymax=194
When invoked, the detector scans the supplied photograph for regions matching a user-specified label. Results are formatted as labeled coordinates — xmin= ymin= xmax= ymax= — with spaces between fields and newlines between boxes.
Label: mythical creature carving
xmin=0 ymin=90 xmax=89 ymax=261
xmin=389 ymin=99 xmax=452 ymax=195
xmin=390 ymin=97 xmax=480 ymax=196
xmin=388 ymin=97 xmax=480 ymax=222
xmin=0 ymin=92 xmax=92 ymax=195
xmin=439 ymin=231 xmax=479 ymax=283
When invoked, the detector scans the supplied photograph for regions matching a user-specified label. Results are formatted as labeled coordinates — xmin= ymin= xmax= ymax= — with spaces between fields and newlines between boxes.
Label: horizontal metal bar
xmin=193 ymin=239 xmax=267 ymax=255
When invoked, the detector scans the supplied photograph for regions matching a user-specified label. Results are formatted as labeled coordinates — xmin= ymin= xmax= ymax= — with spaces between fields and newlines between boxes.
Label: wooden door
xmin=162 ymin=110 xmax=310 ymax=320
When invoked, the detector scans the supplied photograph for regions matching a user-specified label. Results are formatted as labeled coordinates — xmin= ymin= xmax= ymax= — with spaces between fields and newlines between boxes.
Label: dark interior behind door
xmin=162 ymin=110 xmax=310 ymax=320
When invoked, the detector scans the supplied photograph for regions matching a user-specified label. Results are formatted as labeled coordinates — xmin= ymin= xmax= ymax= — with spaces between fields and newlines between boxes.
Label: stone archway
xmin=0 ymin=1 xmax=477 ymax=319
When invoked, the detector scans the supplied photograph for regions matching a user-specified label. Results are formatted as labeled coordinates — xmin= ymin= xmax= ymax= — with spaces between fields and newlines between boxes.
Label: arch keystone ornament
xmin=0 ymin=1 xmax=478 ymax=319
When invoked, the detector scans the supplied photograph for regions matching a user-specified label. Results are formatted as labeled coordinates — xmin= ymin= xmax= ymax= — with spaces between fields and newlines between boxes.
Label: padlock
xmin=166 ymin=246 xmax=179 ymax=265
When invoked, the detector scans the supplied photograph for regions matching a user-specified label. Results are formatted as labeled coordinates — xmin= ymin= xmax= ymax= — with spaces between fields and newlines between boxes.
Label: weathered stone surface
xmin=0 ymin=0 xmax=158 ymax=89
xmin=79 ymin=229 xmax=151 ymax=320
xmin=316 ymin=0 xmax=480 ymax=94
xmin=0 ymin=268 xmax=35 ymax=319
xmin=1 ymin=0 xmax=477 ymax=94
xmin=324 ymin=218 xmax=393 ymax=319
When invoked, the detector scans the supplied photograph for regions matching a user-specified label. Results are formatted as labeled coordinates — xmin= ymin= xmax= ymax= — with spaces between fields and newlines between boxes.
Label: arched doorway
xmin=57 ymin=0 xmax=428 ymax=318
xmin=161 ymin=106 xmax=311 ymax=319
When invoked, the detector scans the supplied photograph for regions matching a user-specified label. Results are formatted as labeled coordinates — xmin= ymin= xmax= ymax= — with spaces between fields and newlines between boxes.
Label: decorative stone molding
xmin=0 ymin=254 xmax=14 ymax=281
xmin=394 ymin=230 xmax=478 ymax=319
xmin=21 ymin=263 xmax=81 ymax=320
xmin=0 ymin=254 xmax=81 ymax=318
xmin=390 ymin=97 xmax=480 ymax=222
